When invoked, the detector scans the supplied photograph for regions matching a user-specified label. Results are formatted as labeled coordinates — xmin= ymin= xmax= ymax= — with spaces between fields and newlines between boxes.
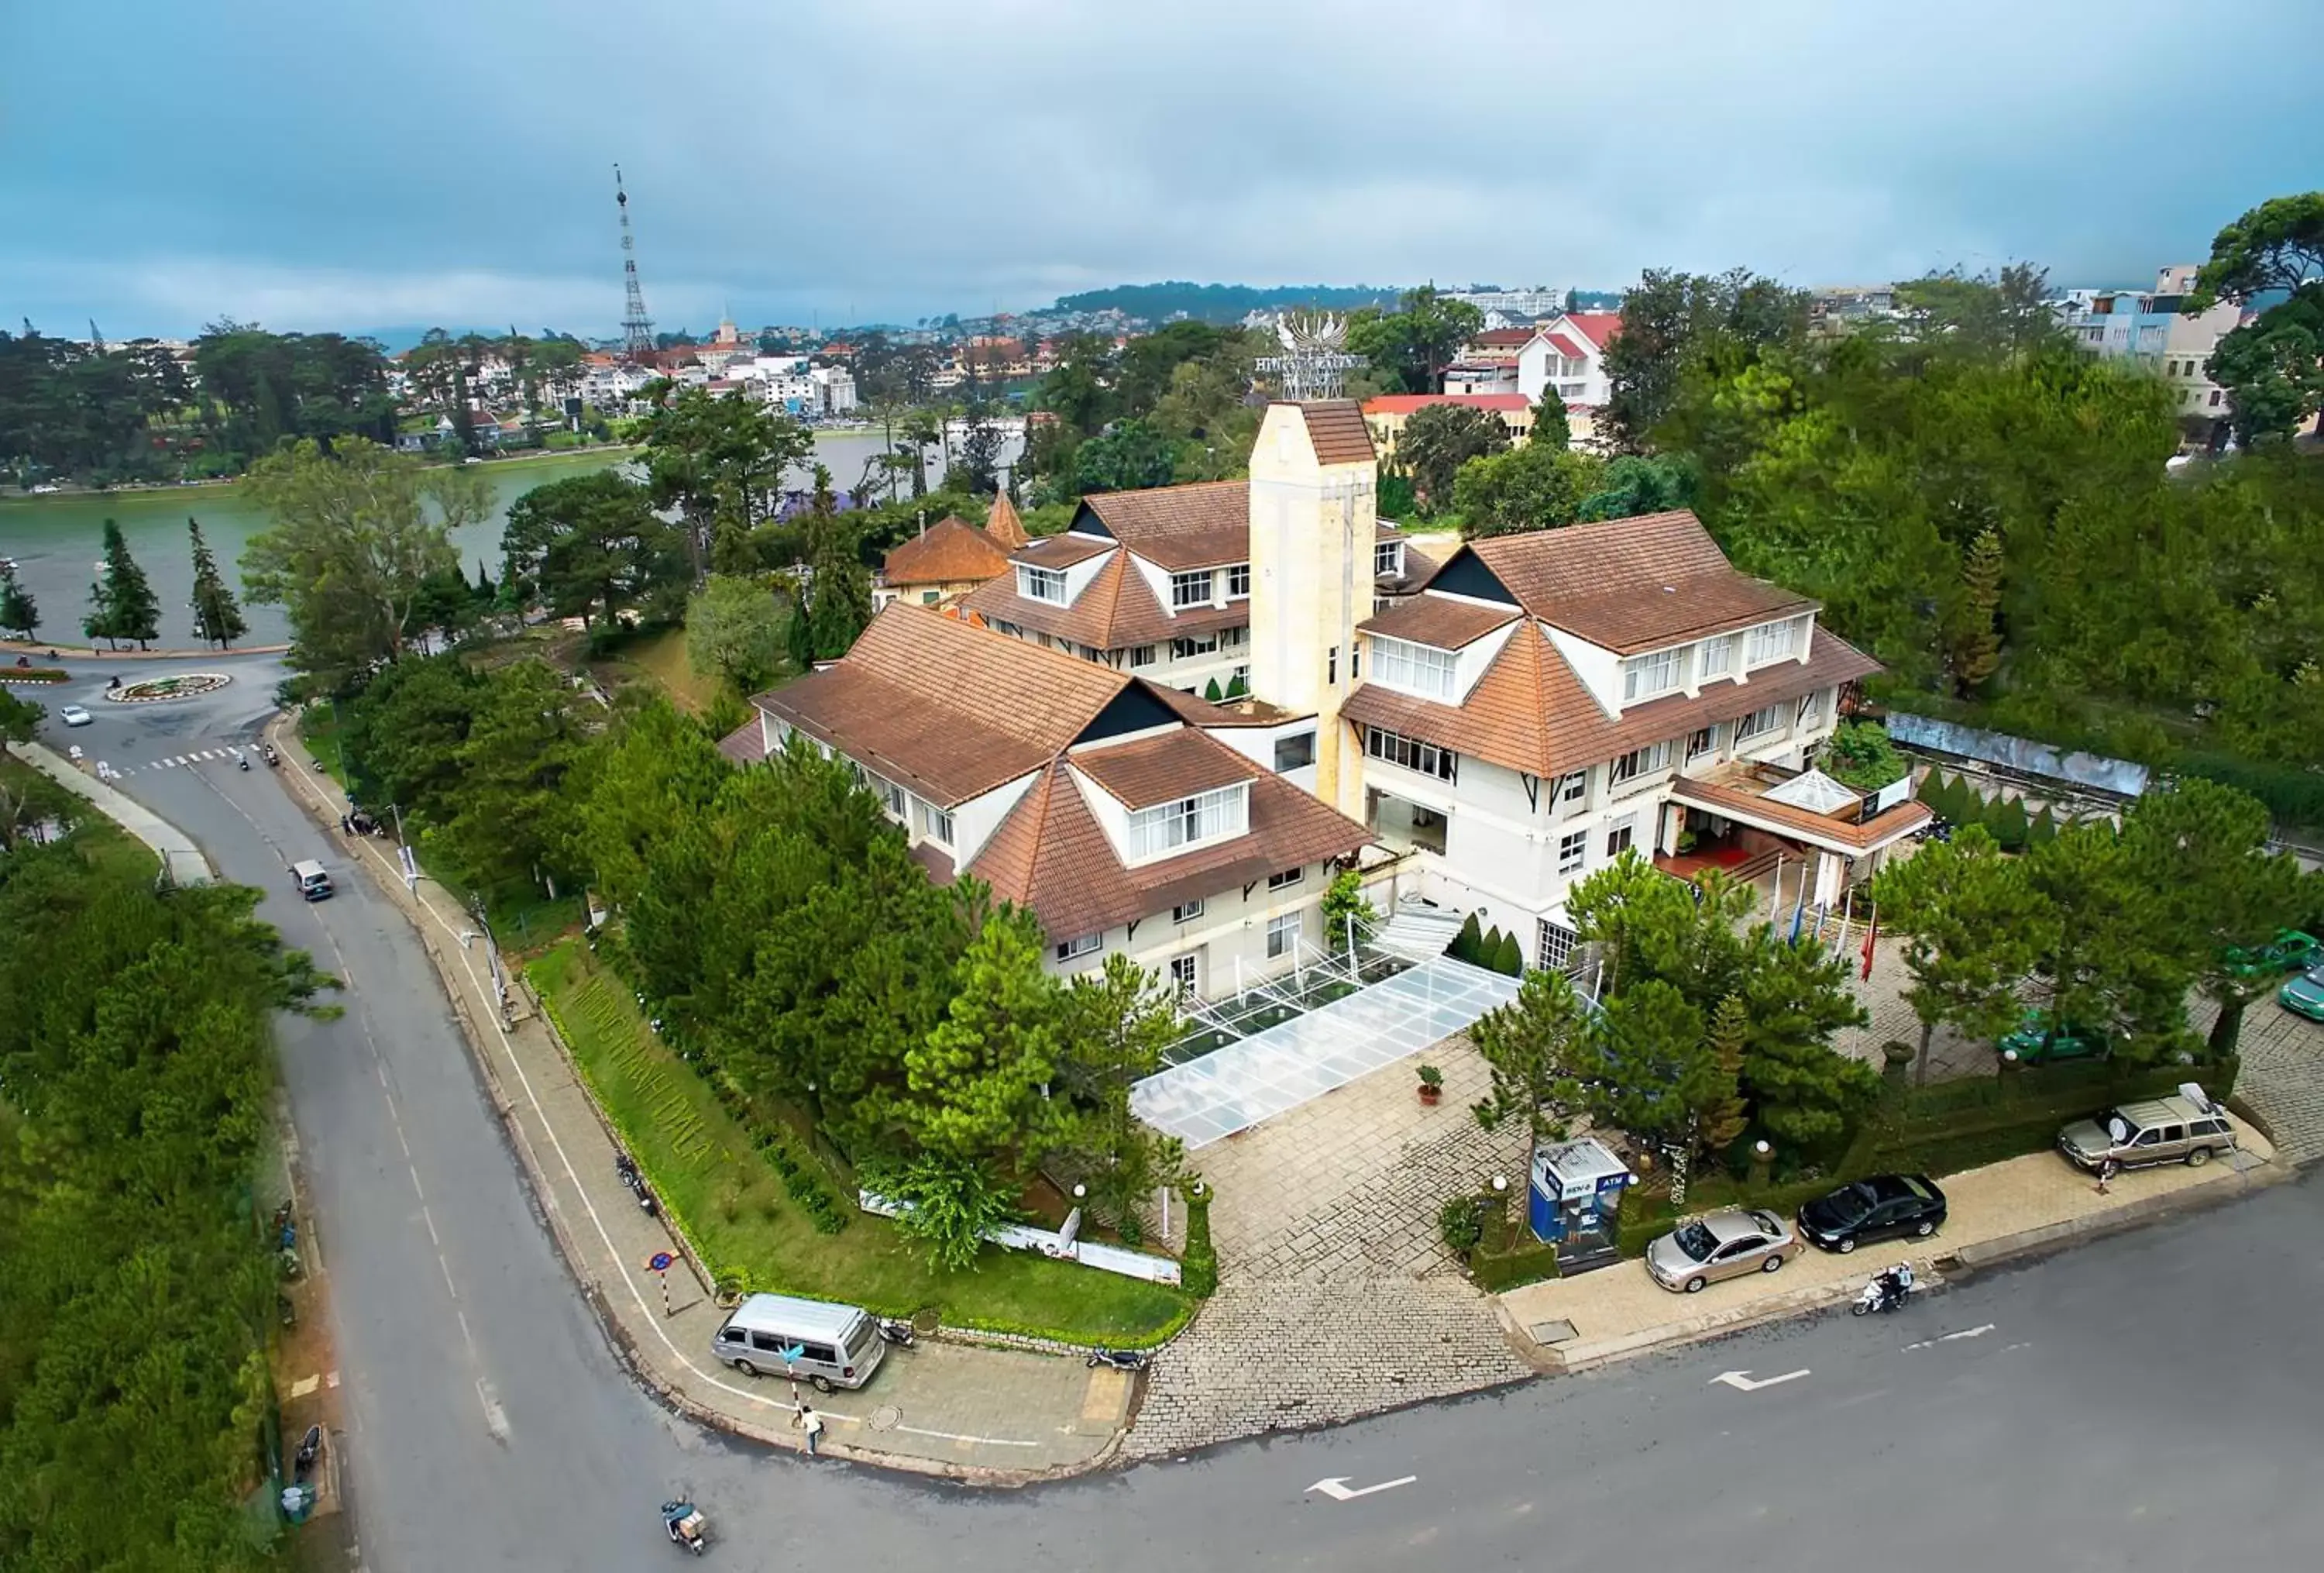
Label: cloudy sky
xmin=7 ymin=0 xmax=2316 ymax=339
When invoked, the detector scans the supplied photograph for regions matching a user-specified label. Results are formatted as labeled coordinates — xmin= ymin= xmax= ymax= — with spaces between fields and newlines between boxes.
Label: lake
xmin=0 ymin=430 xmax=1006 ymax=649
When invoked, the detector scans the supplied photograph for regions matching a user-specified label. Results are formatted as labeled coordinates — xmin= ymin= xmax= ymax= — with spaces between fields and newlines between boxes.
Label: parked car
xmin=1795 ymin=1173 xmax=1948 ymax=1254
xmin=58 ymin=704 xmax=91 ymax=727
xmin=2057 ymin=1087 xmax=2237 ymax=1174
xmin=2222 ymin=929 xmax=2322 ymax=980
xmin=1997 ymin=1010 xmax=2110 ymax=1065
xmin=2279 ymin=963 xmax=2324 ymax=1024
xmin=1645 ymin=1208 xmax=1800 ymax=1294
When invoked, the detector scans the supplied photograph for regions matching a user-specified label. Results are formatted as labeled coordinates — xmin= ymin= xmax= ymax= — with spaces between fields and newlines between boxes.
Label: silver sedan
xmin=1645 ymin=1207 xmax=1801 ymax=1293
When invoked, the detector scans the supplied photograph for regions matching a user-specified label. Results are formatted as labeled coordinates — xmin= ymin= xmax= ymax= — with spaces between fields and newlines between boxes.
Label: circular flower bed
xmin=106 ymin=672 xmax=232 ymax=704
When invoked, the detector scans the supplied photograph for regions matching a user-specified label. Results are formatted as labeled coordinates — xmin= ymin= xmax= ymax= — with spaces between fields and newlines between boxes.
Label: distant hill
xmin=1050 ymin=282 xmax=1403 ymax=324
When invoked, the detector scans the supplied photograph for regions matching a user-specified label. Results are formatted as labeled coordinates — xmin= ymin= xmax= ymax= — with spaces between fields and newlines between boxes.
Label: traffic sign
xmin=647 ymin=1251 xmax=674 ymax=1272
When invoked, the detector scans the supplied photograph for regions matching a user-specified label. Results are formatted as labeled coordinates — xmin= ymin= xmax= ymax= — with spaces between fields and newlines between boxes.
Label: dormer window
xmin=1700 ymin=633 xmax=1736 ymax=680
xmin=1621 ymin=647 xmax=1683 ymax=703
xmin=1742 ymin=617 xmax=1803 ymax=669
xmin=1171 ymin=570 xmax=1214 ymax=610
xmin=1227 ymin=563 xmax=1252 ymax=599
xmin=1374 ymin=542 xmax=1404 ymax=577
xmin=1370 ymin=635 xmax=1458 ymax=700
xmin=1019 ymin=565 xmax=1067 ymax=604
xmin=1128 ymin=783 xmax=1249 ymax=860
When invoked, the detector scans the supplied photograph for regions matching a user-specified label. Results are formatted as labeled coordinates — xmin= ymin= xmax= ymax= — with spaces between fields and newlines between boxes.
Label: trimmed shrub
xmin=2027 ymin=804 xmax=2058 ymax=845
xmin=1438 ymin=1193 xmax=1485 ymax=1256
xmin=1203 ymin=677 xmax=1224 ymax=702
xmin=1493 ymin=930 xmax=1525 ymax=976
xmin=1450 ymin=911 xmax=1484 ymax=965
xmin=1989 ymin=793 xmax=2030 ymax=851
xmin=1181 ymin=1185 xmax=1217 ymax=1297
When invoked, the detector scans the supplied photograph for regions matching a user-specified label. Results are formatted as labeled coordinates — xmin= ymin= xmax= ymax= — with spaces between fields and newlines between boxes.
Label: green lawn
xmin=529 ymin=940 xmax=1191 ymax=1344
xmin=598 ymin=626 xmax=726 ymax=715
xmin=2 ymin=756 xmax=161 ymax=883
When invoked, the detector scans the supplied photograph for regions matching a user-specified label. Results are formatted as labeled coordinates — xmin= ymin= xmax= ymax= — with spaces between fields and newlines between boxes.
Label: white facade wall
xmin=1046 ymin=861 xmax=1333 ymax=1000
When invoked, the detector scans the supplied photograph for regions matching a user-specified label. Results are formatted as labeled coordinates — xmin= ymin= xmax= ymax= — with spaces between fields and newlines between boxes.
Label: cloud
xmin=5 ymin=0 xmax=2319 ymax=337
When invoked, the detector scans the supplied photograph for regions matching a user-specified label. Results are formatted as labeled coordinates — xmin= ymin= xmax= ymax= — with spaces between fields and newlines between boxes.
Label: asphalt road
xmin=43 ymin=649 xmax=2324 ymax=1573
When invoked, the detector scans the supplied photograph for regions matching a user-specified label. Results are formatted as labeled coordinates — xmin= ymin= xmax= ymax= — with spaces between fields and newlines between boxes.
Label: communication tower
xmin=614 ymin=165 xmax=655 ymax=360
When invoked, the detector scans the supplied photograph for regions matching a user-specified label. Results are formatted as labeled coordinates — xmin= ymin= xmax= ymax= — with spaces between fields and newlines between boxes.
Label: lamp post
xmin=1749 ymin=1138 xmax=1773 ymax=1191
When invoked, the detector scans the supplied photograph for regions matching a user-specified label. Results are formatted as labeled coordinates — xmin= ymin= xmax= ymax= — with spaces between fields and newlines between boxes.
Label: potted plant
xmin=1416 ymin=1064 xmax=1444 ymax=1106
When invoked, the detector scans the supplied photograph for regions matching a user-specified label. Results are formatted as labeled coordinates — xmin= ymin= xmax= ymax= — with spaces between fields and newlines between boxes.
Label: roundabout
xmin=103 ymin=671 xmax=232 ymax=704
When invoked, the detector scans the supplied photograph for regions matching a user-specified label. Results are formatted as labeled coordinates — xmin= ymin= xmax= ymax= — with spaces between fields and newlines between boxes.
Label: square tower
xmin=1248 ymin=401 xmax=1377 ymax=818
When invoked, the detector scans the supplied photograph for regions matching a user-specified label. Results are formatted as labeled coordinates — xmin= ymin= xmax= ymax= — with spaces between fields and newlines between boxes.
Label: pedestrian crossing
xmin=96 ymin=748 xmax=249 ymax=778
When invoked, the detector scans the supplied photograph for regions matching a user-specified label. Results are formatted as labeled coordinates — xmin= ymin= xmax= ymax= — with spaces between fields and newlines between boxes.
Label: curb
xmin=1535 ymin=1156 xmax=2288 ymax=1372
xmin=262 ymin=714 xmax=1123 ymax=1486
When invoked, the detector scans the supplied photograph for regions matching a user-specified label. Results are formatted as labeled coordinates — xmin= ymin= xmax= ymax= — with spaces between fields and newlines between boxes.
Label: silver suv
xmin=2058 ymin=1086 xmax=2236 ymax=1173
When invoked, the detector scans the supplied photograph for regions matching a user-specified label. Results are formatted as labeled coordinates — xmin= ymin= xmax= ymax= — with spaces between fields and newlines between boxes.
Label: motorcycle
xmin=238 ymin=754 xmax=250 ymax=772
xmin=262 ymin=745 xmax=280 ymax=768
xmin=875 ymin=1318 xmax=917 ymax=1349
xmin=615 ymin=1151 xmax=658 ymax=1214
xmin=1851 ymin=1266 xmax=1916 ymax=1316
xmin=1087 ymin=1347 xmax=1153 ymax=1372
xmin=662 ymin=1500 xmax=708 ymax=1557
xmin=294 ymin=1424 xmax=323 ymax=1482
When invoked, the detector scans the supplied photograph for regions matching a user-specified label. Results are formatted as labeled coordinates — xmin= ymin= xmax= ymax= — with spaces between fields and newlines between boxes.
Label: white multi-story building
xmin=1514 ymin=311 xmax=1622 ymax=418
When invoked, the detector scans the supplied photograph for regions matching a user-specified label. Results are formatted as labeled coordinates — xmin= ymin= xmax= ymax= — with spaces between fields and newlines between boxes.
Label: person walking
xmin=2095 ymin=1157 xmax=2118 ymax=1196
xmin=797 ymin=1403 xmax=824 ymax=1456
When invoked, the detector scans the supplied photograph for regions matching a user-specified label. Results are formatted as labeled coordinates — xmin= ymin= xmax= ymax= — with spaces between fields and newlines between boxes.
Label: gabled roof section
xmin=1344 ymin=624 xmax=1879 ymax=780
xmin=1298 ymin=400 xmax=1377 ymax=465
xmin=985 ymin=491 xmax=1030 ymax=549
xmin=1072 ymin=728 xmax=1262 ymax=810
xmin=967 ymin=758 xmax=1370 ymax=941
xmin=1012 ymin=533 xmax=1114 ymax=569
xmin=1074 ymin=480 xmax=1249 ymax=570
xmin=1463 ymin=511 xmax=1815 ymax=654
xmin=880 ymin=515 xmax=1013 ymax=587
xmin=1558 ymin=312 xmax=1624 ymax=350
xmin=963 ymin=546 xmax=1245 ymax=651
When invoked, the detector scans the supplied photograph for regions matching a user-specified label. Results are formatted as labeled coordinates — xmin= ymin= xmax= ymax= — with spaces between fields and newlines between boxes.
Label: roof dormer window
xmin=1171 ymin=569 xmax=1214 ymax=610
xmin=1129 ymin=783 xmax=1249 ymax=861
xmin=1743 ymin=617 xmax=1803 ymax=669
xmin=1019 ymin=565 xmax=1067 ymax=604
xmin=1370 ymin=635 xmax=1458 ymax=701
xmin=1621 ymin=646 xmax=1684 ymax=704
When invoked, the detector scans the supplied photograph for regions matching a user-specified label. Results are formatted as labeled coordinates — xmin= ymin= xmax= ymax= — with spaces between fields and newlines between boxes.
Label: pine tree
xmin=185 ymin=518 xmax=247 ymax=649
xmin=85 ymin=519 xmax=160 ymax=650
xmin=1953 ymin=527 xmax=2003 ymax=690
xmin=1452 ymin=911 xmax=1484 ymax=965
xmin=0 ymin=560 xmax=37 ymax=642
xmin=1702 ymin=993 xmax=1752 ymax=1159
xmin=1493 ymin=930 xmax=1525 ymax=976
xmin=1990 ymin=793 xmax=2030 ymax=852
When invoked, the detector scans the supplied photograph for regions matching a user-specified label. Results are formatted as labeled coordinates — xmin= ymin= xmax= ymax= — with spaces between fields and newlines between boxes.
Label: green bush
xmin=1450 ymin=911 xmax=1484 ymax=965
xmin=2179 ymin=752 xmax=2324 ymax=836
xmin=1493 ymin=930 xmax=1525 ymax=976
xmin=1989 ymin=794 xmax=2030 ymax=851
xmin=1823 ymin=721 xmax=1908 ymax=793
xmin=1203 ymin=677 xmax=1224 ymax=701
xmin=1438 ymin=1193 xmax=1485 ymax=1255
xmin=1470 ymin=1240 xmax=1562 ymax=1292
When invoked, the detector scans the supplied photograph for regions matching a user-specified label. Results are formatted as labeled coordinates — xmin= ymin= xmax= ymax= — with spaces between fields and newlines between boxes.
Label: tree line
xmin=332 ymin=673 xmax=1184 ymax=1264
xmin=0 ymin=831 xmax=335 ymax=1570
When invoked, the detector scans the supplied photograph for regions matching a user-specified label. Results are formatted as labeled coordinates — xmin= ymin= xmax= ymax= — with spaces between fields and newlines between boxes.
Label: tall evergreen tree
xmin=185 ymin=517 xmax=247 ymax=649
xmin=0 ymin=559 xmax=37 ymax=641
xmin=83 ymin=518 xmax=161 ymax=649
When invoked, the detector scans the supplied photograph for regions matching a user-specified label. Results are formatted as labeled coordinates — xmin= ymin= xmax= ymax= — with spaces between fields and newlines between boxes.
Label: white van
xmin=291 ymin=859 xmax=334 ymax=901
xmin=711 ymin=1292 xmax=885 ymax=1392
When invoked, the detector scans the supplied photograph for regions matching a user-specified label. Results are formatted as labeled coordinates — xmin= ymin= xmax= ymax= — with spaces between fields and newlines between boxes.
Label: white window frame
xmin=920 ymin=801 xmax=955 ymax=845
xmin=1169 ymin=953 xmax=1198 ymax=996
xmin=1686 ymin=725 xmax=1717 ymax=764
xmin=1373 ymin=542 xmax=1404 ymax=577
xmin=1267 ymin=866 xmax=1305 ymax=890
xmin=1559 ymin=769 xmax=1589 ymax=807
xmin=1363 ymin=725 xmax=1459 ymax=783
xmin=1274 ymin=730 xmax=1316 ymax=772
xmin=1128 ymin=783 xmax=1248 ymax=860
xmin=1735 ymin=703 xmax=1783 ymax=743
xmin=1556 ymin=828 xmax=1587 ymax=874
xmin=1019 ymin=565 xmax=1067 ymax=604
xmin=1219 ymin=625 xmax=1248 ymax=652
xmin=1621 ymin=647 xmax=1683 ymax=703
xmin=1054 ymin=933 xmax=1102 ymax=961
xmin=1171 ymin=898 xmax=1205 ymax=923
xmin=1170 ymin=632 xmax=1219 ymax=659
xmin=870 ymin=773 xmax=907 ymax=820
xmin=1537 ymin=918 xmax=1579 ymax=972
xmin=1129 ymin=644 xmax=1157 ymax=668
xmin=1265 ymin=909 xmax=1301 ymax=960
xmin=1700 ymin=633 xmax=1737 ymax=680
xmin=1171 ymin=570 xmax=1214 ymax=610
xmin=1609 ymin=741 xmax=1672 ymax=789
xmin=1371 ymin=635 xmax=1459 ymax=701
xmin=1226 ymin=563 xmax=1251 ymax=599
xmin=1796 ymin=690 xmax=1824 ymax=728
xmin=1604 ymin=816 xmax=1636 ymax=859
xmin=1743 ymin=617 xmax=1801 ymax=669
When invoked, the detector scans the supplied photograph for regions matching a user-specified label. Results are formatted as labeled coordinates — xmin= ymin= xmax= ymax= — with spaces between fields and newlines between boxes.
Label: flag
xmin=1829 ymin=889 xmax=1854 ymax=962
xmin=1860 ymin=904 xmax=1879 ymax=980
xmin=1788 ymin=883 xmax=1807 ymax=945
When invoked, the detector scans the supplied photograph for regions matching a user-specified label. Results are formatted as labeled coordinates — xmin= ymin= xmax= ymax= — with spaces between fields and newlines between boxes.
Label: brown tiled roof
xmin=1670 ymin=775 xmax=1933 ymax=853
xmin=755 ymin=604 xmax=1137 ymax=803
xmin=1343 ymin=624 xmax=1879 ymax=780
xmin=968 ymin=759 xmax=1370 ymax=941
xmin=1376 ymin=518 xmax=1405 ymax=541
xmin=1464 ymin=511 xmax=1816 ymax=653
xmin=962 ymin=549 xmax=1246 ymax=652
xmin=1359 ymin=594 xmax=1520 ymax=650
xmin=985 ymin=491 xmax=1030 ymax=549
xmin=1298 ymin=400 xmax=1377 ymax=465
xmin=1153 ymin=687 xmax=1307 ymax=728
xmin=1078 ymin=481 xmax=1250 ymax=570
xmin=880 ymin=516 xmax=1013 ymax=587
xmin=1071 ymin=728 xmax=1261 ymax=810
xmin=1013 ymin=533 xmax=1115 ymax=568
xmin=717 ymin=718 xmax=769 ymax=765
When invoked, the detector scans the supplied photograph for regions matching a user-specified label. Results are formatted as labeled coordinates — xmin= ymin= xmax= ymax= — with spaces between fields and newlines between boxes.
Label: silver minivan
xmin=291 ymin=859 xmax=334 ymax=900
xmin=711 ymin=1292 xmax=885 ymax=1392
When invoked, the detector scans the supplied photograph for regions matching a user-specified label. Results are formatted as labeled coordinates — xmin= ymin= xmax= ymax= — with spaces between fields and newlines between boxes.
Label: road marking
xmin=1710 ymin=1368 xmax=1811 ymax=1392
xmin=1903 ymin=1324 xmax=1998 ymax=1351
xmin=1311 ymin=1475 xmax=1418 ymax=1502
xmin=289 ymin=1375 xmax=321 ymax=1398
xmin=325 ymin=1369 xmax=340 ymax=1389
xmin=477 ymin=1378 xmax=510 ymax=1442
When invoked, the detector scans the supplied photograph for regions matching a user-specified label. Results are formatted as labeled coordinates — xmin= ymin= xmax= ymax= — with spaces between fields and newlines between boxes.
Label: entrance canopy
xmin=1130 ymin=955 xmax=1521 ymax=1148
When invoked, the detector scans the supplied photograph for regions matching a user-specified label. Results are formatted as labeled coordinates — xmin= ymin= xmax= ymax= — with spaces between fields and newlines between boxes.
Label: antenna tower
xmin=614 ymin=165 xmax=655 ymax=360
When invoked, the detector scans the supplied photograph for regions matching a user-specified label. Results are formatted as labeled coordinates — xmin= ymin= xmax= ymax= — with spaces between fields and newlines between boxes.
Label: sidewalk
xmin=265 ymin=718 xmax=1131 ymax=1482
xmin=18 ymin=738 xmax=214 ymax=886
xmin=1501 ymin=1119 xmax=2283 ymax=1370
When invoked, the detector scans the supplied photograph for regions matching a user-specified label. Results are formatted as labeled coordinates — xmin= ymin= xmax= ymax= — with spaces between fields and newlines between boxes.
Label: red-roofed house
xmin=1516 ymin=312 xmax=1623 ymax=422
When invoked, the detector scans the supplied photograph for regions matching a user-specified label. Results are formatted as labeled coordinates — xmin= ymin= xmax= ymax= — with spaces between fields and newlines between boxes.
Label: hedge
xmin=2178 ymin=752 xmax=2324 ymax=837
xmin=0 ymin=667 xmax=69 ymax=685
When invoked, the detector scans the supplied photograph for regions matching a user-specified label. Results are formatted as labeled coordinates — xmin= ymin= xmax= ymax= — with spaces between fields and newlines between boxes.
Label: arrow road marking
xmin=1905 ymin=1323 xmax=1998 ymax=1351
xmin=1310 ymin=1475 xmax=1418 ymax=1502
xmin=1709 ymin=1368 xmax=1810 ymax=1392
